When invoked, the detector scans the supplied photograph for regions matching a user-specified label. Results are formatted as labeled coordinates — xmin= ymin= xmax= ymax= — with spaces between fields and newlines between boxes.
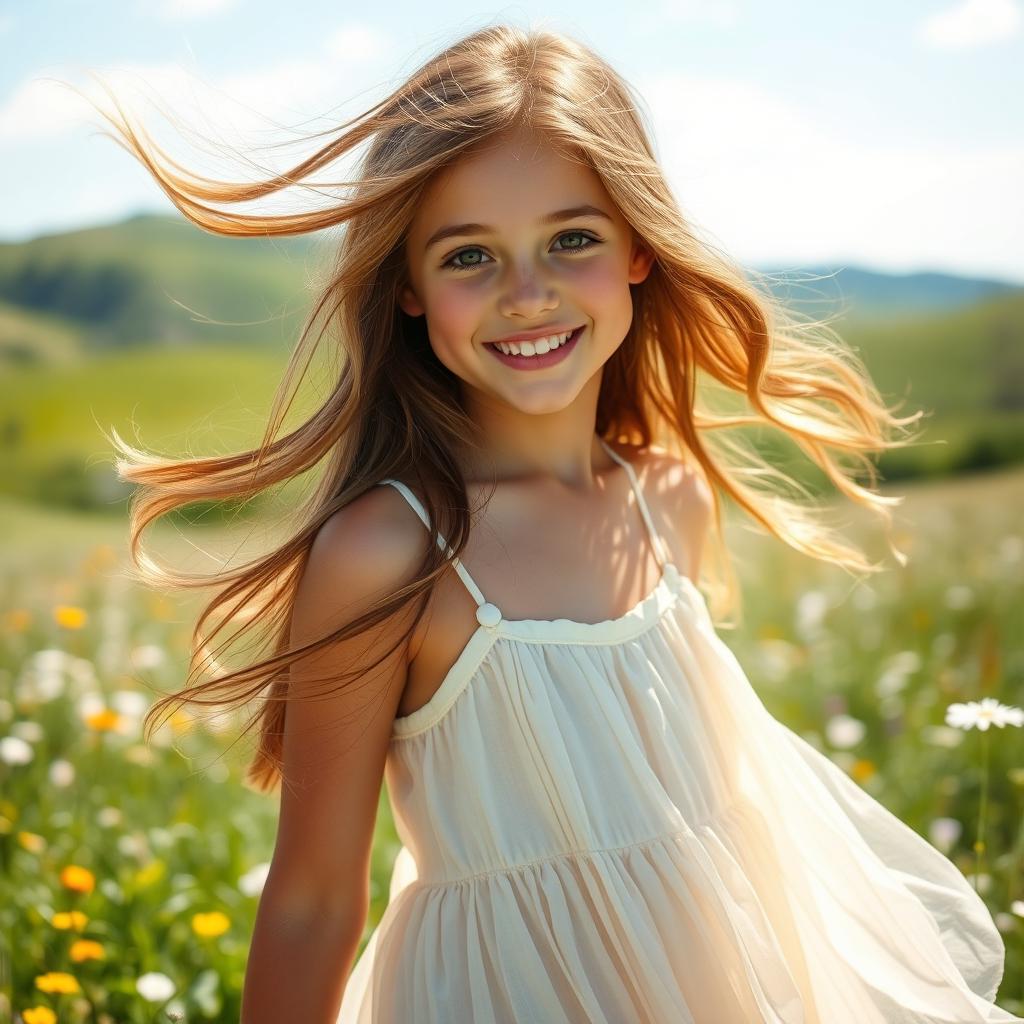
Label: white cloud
xmin=0 ymin=75 xmax=91 ymax=143
xmin=1 ymin=22 xmax=395 ymax=152
xmin=324 ymin=25 xmax=391 ymax=62
xmin=637 ymin=71 xmax=1024 ymax=279
xmin=918 ymin=0 xmax=1021 ymax=50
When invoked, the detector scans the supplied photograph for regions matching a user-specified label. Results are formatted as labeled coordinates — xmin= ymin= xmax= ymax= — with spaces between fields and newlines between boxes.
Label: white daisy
xmin=136 ymin=971 xmax=176 ymax=1002
xmin=0 ymin=735 xmax=33 ymax=765
xmin=945 ymin=698 xmax=1024 ymax=731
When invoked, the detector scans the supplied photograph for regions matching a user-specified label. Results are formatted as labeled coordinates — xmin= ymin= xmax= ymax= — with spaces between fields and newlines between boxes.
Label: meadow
xmin=1 ymin=458 xmax=1022 ymax=1022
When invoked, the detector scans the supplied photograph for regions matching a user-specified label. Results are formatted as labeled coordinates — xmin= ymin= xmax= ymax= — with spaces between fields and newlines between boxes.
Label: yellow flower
xmin=83 ymin=544 xmax=117 ymax=575
xmin=70 ymin=939 xmax=105 ymax=962
xmin=191 ymin=911 xmax=230 ymax=937
xmin=53 ymin=605 xmax=88 ymax=629
xmin=59 ymin=865 xmax=95 ymax=894
xmin=148 ymin=594 xmax=177 ymax=621
xmin=169 ymin=709 xmax=193 ymax=736
xmin=35 ymin=971 xmax=81 ymax=994
xmin=133 ymin=859 xmax=166 ymax=889
xmin=5 ymin=608 xmax=32 ymax=632
xmin=22 ymin=1007 xmax=57 ymax=1024
xmin=85 ymin=709 xmax=122 ymax=733
xmin=18 ymin=831 xmax=47 ymax=853
xmin=851 ymin=759 xmax=876 ymax=783
xmin=52 ymin=910 xmax=89 ymax=931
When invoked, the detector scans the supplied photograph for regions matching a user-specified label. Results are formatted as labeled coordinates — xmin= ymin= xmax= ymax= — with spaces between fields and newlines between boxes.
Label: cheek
xmin=565 ymin=254 xmax=633 ymax=306
xmin=425 ymin=280 xmax=488 ymax=342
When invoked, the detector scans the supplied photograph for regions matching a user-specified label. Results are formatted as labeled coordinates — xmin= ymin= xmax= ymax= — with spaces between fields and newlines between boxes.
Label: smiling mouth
xmin=484 ymin=324 xmax=585 ymax=356
xmin=482 ymin=324 xmax=585 ymax=370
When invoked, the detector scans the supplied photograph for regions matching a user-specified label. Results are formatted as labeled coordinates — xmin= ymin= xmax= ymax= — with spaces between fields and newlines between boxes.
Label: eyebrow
xmin=424 ymin=204 xmax=614 ymax=252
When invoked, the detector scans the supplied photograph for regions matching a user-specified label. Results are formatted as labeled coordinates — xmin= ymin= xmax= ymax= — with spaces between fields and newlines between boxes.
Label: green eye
xmin=442 ymin=231 xmax=600 ymax=272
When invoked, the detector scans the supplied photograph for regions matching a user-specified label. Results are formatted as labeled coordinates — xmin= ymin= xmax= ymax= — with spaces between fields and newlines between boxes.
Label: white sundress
xmin=335 ymin=437 xmax=1017 ymax=1023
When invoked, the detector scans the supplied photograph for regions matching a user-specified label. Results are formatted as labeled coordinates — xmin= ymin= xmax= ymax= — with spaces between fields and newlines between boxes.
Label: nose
xmin=497 ymin=262 xmax=559 ymax=320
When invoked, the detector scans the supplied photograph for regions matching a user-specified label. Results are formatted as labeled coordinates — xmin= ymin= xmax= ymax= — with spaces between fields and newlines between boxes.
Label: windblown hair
xmin=77 ymin=23 xmax=921 ymax=793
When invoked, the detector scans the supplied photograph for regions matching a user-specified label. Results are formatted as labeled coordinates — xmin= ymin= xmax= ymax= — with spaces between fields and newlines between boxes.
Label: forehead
xmin=408 ymin=128 xmax=614 ymax=241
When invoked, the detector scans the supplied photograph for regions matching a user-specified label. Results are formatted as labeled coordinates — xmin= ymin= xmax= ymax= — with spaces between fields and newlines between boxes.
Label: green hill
xmin=0 ymin=212 xmax=325 ymax=355
xmin=755 ymin=263 xmax=1020 ymax=323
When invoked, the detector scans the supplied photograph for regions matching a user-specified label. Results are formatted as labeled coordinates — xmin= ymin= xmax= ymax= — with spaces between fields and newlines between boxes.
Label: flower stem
xmin=972 ymin=728 xmax=990 ymax=892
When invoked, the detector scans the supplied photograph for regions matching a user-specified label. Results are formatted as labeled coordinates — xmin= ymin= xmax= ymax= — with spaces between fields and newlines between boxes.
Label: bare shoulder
xmin=623 ymin=442 xmax=714 ymax=579
xmin=267 ymin=482 xmax=430 ymax=924
xmin=306 ymin=481 xmax=428 ymax=598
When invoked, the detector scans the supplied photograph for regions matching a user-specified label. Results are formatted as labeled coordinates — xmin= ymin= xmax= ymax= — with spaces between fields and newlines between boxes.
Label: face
xmin=399 ymin=126 xmax=655 ymax=419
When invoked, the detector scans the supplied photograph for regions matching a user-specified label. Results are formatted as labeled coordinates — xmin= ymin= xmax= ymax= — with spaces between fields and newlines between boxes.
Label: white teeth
xmin=495 ymin=329 xmax=576 ymax=357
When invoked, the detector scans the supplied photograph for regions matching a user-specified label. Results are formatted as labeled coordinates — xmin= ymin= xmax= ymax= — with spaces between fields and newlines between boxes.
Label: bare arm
xmin=241 ymin=486 xmax=426 ymax=1023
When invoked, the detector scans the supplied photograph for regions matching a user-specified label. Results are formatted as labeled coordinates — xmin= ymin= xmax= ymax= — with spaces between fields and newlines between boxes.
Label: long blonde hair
xmin=75 ymin=23 xmax=921 ymax=792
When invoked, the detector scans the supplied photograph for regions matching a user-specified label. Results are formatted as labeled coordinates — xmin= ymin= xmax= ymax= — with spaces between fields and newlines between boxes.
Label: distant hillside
xmin=0 ymin=212 xmax=324 ymax=356
xmin=753 ymin=264 xmax=1021 ymax=324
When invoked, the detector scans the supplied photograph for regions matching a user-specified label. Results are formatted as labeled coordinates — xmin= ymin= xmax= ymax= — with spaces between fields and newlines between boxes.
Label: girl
xmin=87 ymin=22 xmax=1017 ymax=1024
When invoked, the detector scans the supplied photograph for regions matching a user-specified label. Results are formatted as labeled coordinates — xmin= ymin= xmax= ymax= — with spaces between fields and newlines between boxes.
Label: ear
xmin=627 ymin=238 xmax=656 ymax=286
xmin=398 ymin=281 xmax=425 ymax=318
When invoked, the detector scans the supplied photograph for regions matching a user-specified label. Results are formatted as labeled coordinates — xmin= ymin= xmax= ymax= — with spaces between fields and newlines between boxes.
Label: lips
xmin=484 ymin=324 xmax=584 ymax=370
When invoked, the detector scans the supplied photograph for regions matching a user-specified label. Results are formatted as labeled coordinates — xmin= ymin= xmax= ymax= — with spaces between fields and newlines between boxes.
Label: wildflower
xmin=12 ymin=720 xmax=44 ymax=742
xmin=133 ymin=859 xmax=166 ymax=888
xmin=136 ymin=971 xmax=176 ymax=1002
xmin=51 ymin=910 xmax=88 ymax=930
xmin=850 ymin=759 xmax=876 ymax=783
xmin=928 ymin=817 xmax=963 ymax=853
xmin=50 ymin=759 xmax=76 ymax=787
xmin=112 ymin=690 xmax=149 ymax=719
xmin=35 ymin=971 xmax=81 ymax=994
xmin=118 ymin=833 xmax=149 ymax=860
xmin=192 ymin=910 xmax=230 ymax=937
xmin=920 ymin=724 xmax=964 ymax=749
xmin=124 ymin=744 xmax=156 ymax=766
xmin=60 ymin=865 xmax=95 ymax=894
xmin=945 ymin=698 xmax=1023 ymax=894
xmin=825 ymin=714 xmax=866 ymax=749
xmin=84 ymin=708 xmax=122 ymax=733
xmin=70 ymin=939 xmax=105 ymax=962
xmin=21 ymin=1008 xmax=57 ymax=1024
xmin=5 ymin=608 xmax=33 ymax=632
xmin=97 ymin=806 xmax=123 ymax=828
xmin=18 ymin=831 xmax=47 ymax=853
xmin=944 ymin=585 xmax=975 ymax=610
xmin=0 ymin=735 xmax=34 ymax=765
xmin=53 ymin=606 xmax=87 ymax=629
xmin=945 ymin=698 xmax=1024 ymax=731
xmin=129 ymin=644 xmax=167 ymax=671
xmin=1011 ymin=900 xmax=1024 ymax=918
xmin=794 ymin=589 xmax=828 ymax=638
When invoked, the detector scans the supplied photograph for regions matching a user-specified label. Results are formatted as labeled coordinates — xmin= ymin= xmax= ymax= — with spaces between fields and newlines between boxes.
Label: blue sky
xmin=2 ymin=0 xmax=1022 ymax=282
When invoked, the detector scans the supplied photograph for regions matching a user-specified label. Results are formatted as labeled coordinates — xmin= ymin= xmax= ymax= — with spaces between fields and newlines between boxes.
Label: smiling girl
xmin=85 ymin=21 xmax=1016 ymax=1024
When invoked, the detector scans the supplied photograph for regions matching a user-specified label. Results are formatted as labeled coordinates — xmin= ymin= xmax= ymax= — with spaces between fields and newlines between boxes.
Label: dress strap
xmin=377 ymin=479 xmax=495 ymax=616
xmin=597 ymin=438 xmax=673 ymax=571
